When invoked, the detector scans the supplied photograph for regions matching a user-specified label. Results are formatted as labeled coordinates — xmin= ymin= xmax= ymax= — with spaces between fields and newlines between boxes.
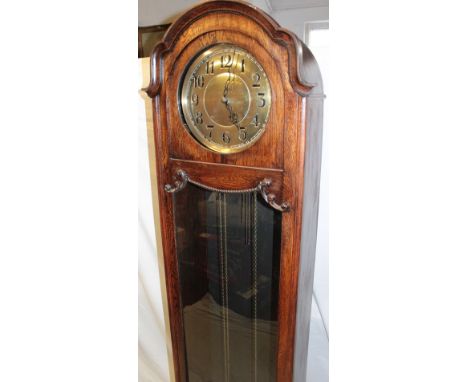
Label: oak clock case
xmin=144 ymin=2 xmax=324 ymax=382
xmin=180 ymin=44 xmax=272 ymax=154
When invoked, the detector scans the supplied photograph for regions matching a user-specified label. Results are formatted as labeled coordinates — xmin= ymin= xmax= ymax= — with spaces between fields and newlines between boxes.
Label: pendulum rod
xmin=219 ymin=191 xmax=258 ymax=382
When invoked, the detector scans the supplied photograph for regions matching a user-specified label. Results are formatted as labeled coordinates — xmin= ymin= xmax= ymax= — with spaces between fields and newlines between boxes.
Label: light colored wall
xmin=138 ymin=0 xmax=328 ymax=38
xmin=138 ymin=0 xmax=191 ymax=26
xmin=138 ymin=0 xmax=272 ymax=26
xmin=272 ymin=6 xmax=329 ymax=39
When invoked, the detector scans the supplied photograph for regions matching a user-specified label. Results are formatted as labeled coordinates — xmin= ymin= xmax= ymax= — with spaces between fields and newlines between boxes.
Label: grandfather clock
xmin=144 ymin=1 xmax=324 ymax=381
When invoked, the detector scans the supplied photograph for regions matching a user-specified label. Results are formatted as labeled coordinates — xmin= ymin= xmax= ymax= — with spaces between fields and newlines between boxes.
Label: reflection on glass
xmin=173 ymin=183 xmax=282 ymax=382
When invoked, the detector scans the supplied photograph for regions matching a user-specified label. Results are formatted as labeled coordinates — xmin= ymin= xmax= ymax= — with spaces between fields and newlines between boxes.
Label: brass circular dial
xmin=180 ymin=44 xmax=272 ymax=154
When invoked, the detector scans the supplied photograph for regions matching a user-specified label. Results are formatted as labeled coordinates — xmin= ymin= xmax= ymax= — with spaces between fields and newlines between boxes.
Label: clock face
xmin=180 ymin=44 xmax=271 ymax=154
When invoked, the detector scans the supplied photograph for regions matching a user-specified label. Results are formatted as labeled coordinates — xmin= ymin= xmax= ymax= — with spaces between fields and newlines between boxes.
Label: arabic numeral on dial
xmin=253 ymin=114 xmax=259 ymax=127
xmin=252 ymin=72 xmax=261 ymax=87
xmin=206 ymin=125 xmax=214 ymax=140
xmin=222 ymin=131 xmax=231 ymax=144
xmin=191 ymin=94 xmax=199 ymax=105
xmin=257 ymin=93 xmax=266 ymax=107
xmin=206 ymin=61 xmax=214 ymax=74
xmin=239 ymin=129 xmax=247 ymax=141
xmin=195 ymin=112 xmax=203 ymax=124
xmin=192 ymin=75 xmax=204 ymax=88
xmin=220 ymin=55 xmax=233 ymax=68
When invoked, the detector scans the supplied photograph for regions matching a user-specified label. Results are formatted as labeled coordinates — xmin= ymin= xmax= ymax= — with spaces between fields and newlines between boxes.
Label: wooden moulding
xmin=168 ymin=159 xmax=284 ymax=197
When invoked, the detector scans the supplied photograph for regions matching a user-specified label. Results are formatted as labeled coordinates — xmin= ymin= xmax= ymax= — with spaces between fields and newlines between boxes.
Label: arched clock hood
xmin=144 ymin=0 xmax=323 ymax=98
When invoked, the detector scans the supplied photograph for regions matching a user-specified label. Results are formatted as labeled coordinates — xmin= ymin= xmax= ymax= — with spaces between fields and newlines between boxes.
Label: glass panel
xmin=173 ymin=183 xmax=282 ymax=382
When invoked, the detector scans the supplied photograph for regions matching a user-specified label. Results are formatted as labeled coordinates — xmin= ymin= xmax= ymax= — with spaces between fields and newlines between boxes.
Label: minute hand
xmin=221 ymin=74 xmax=239 ymax=126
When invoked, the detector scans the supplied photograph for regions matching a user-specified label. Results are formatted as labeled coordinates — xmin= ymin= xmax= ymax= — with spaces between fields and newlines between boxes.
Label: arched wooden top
xmin=144 ymin=0 xmax=319 ymax=98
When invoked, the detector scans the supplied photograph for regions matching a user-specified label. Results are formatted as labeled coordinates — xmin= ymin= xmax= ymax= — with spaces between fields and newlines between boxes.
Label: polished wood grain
xmin=144 ymin=1 xmax=324 ymax=381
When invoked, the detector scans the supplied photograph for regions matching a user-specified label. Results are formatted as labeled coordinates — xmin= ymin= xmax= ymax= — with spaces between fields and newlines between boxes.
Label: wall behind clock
xmin=138 ymin=0 xmax=274 ymax=26
xmin=138 ymin=1 xmax=329 ymax=381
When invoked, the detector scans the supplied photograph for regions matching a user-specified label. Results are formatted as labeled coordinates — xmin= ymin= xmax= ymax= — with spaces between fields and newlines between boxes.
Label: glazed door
xmin=171 ymin=178 xmax=283 ymax=382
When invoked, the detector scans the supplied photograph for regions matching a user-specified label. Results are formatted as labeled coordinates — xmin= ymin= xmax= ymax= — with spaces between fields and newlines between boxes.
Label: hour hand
xmin=225 ymin=102 xmax=239 ymax=125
